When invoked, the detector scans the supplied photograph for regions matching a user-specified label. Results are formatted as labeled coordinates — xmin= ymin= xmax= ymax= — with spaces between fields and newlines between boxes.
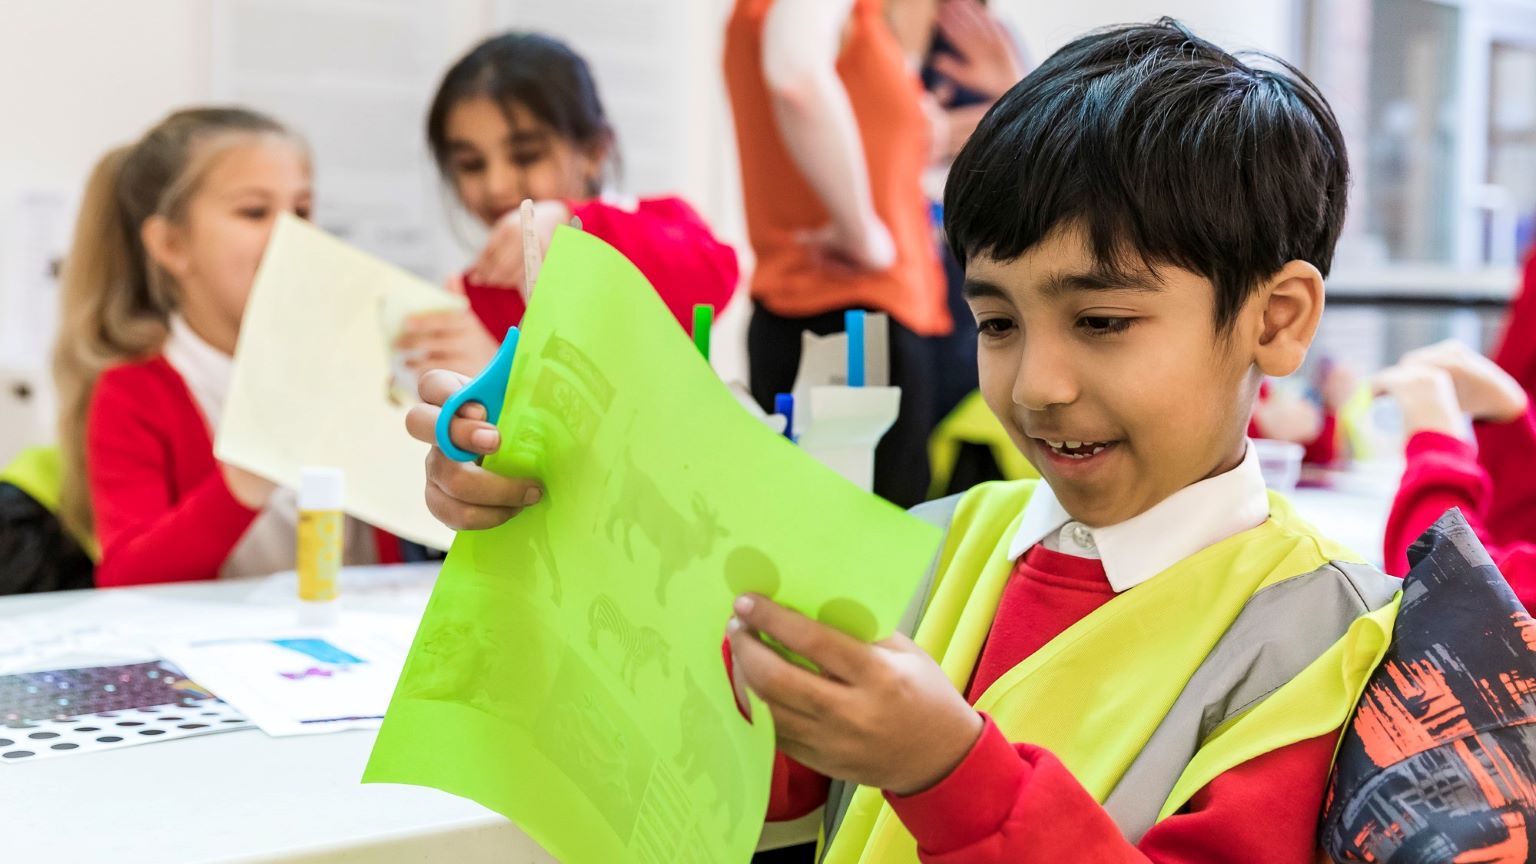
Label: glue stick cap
xmin=299 ymin=467 xmax=344 ymax=510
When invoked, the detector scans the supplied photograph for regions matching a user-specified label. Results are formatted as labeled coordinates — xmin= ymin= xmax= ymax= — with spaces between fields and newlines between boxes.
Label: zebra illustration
xmin=588 ymin=595 xmax=671 ymax=692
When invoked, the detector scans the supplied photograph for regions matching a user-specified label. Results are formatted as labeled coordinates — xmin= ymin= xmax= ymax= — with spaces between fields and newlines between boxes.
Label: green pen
xmin=693 ymin=303 xmax=712 ymax=360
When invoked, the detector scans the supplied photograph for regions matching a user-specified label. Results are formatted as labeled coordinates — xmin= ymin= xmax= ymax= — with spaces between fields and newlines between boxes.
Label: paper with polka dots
xmin=0 ymin=661 xmax=253 ymax=762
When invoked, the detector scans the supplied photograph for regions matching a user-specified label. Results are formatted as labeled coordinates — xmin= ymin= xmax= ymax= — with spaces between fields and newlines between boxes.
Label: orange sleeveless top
xmin=724 ymin=0 xmax=949 ymax=336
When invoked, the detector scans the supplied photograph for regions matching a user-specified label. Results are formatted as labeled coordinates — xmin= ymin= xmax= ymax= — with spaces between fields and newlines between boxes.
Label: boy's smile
xmin=965 ymin=224 xmax=1265 ymax=527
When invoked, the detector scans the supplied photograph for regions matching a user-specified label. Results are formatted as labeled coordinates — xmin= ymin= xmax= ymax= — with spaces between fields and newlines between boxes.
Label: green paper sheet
xmin=364 ymin=227 xmax=941 ymax=862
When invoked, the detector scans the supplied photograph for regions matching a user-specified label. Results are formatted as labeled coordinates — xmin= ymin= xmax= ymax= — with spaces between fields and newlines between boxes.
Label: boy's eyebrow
xmin=961 ymin=279 xmax=1012 ymax=302
xmin=1043 ymin=269 xmax=1165 ymax=297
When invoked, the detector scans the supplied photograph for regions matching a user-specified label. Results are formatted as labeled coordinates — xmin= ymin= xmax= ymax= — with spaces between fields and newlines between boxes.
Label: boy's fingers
xmin=416 ymin=369 xmax=472 ymax=407
xmin=728 ymin=623 xmax=843 ymax=717
xmin=405 ymin=403 xmax=499 ymax=452
xmin=426 ymin=450 xmax=543 ymax=508
xmin=424 ymin=485 xmax=525 ymax=532
xmin=733 ymin=594 xmax=872 ymax=682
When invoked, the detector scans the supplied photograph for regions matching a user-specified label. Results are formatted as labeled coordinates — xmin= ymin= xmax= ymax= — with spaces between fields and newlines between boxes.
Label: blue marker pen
xmin=845 ymin=309 xmax=865 ymax=388
xmin=774 ymin=392 xmax=795 ymax=441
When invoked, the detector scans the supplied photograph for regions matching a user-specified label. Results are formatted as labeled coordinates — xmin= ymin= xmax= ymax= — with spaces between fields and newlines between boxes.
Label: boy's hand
xmin=1372 ymin=364 xmax=1463 ymax=438
xmin=1399 ymin=339 xmax=1528 ymax=424
xmin=405 ymin=369 xmax=544 ymax=531
xmin=396 ymin=310 xmax=500 ymax=377
xmin=728 ymin=594 xmax=982 ymax=797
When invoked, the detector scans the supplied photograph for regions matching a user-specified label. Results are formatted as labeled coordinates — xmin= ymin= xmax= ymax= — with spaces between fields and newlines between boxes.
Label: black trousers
xmin=747 ymin=303 xmax=937 ymax=508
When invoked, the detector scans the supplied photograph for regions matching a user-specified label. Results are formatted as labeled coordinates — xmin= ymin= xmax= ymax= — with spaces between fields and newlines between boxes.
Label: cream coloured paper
xmin=216 ymin=214 xmax=463 ymax=550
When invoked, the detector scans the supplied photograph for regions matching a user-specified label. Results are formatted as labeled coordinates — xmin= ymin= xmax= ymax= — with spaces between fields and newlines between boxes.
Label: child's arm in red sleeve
xmin=88 ymin=371 xmax=257 ymax=587
xmin=571 ymin=198 xmax=739 ymax=327
xmin=721 ymin=638 xmax=832 ymax=821
xmin=1302 ymin=411 xmax=1338 ymax=466
xmin=769 ymin=752 xmax=831 ymax=821
xmin=1383 ymin=428 xmax=1536 ymax=609
xmin=1383 ymin=430 xmax=1491 ymax=578
xmin=1474 ymin=408 xmax=1536 ymax=544
xmin=884 ymin=715 xmax=1336 ymax=864
xmin=1492 ymin=252 xmax=1536 ymax=396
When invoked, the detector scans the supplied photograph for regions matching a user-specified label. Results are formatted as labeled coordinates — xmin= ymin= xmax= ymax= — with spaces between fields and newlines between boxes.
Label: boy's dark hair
xmin=427 ymin=32 xmax=615 ymax=193
xmin=944 ymin=18 xmax=1349 ymax=331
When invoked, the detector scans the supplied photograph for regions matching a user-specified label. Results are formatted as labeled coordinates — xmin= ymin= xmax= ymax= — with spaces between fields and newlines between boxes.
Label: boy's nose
xmin=1012 ymin=340 xmax=1079 ymax=410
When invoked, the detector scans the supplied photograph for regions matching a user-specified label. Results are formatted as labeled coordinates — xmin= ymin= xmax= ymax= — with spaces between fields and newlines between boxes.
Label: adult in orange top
xmin=725 ymin=0 xmax=949 ymax=507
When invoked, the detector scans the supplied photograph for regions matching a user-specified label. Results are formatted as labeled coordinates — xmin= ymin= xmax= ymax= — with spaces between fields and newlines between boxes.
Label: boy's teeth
xmin=1045 ymin=439 xmax=1065 ymax=448
xmin=1065 ymin=441 xmax=1082 ymax=449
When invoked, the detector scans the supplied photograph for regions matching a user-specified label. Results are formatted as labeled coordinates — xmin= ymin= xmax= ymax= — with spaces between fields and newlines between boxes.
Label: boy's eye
xmin=1077 ymin=316 xmax=1135 ymax=337
xmin=977 ymin=318 xmax=1015 ymax=337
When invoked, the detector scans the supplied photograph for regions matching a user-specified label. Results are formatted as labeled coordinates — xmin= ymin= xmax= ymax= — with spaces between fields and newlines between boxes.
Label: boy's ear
xmin=1251 ymin=260 xmax=1324 ymax=378
xmin=141 ymin=215 xmax=191 ymax=283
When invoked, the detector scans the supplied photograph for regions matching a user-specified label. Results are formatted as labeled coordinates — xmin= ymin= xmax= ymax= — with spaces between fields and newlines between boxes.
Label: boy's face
xmin=965 ymin=225 xmax=1261 ymax=527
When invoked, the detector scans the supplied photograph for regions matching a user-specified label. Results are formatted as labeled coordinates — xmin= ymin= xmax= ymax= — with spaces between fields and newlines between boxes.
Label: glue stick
xmin=297 ymin=467 xmax=344 ymax=603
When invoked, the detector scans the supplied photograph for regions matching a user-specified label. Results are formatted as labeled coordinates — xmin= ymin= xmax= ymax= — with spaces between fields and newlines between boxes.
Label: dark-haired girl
xmin=399 ymin=32 xmax=739 ymax=376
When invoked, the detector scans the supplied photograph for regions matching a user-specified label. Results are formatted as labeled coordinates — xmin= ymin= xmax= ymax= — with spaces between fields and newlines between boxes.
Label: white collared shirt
xmin=163 ymin=316 xmax=377 ymax=579
xmin=1007 ymin=442 xmax=1270 ymax=593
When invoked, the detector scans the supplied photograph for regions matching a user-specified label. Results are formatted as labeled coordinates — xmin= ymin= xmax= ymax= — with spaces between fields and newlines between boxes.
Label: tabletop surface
xmin=2 ymin=467 xmax=1397 ymax=862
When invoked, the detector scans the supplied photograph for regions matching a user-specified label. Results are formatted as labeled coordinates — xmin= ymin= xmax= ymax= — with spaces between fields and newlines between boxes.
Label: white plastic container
xmin=1253 ymin=438 xmax=1305 ymax=492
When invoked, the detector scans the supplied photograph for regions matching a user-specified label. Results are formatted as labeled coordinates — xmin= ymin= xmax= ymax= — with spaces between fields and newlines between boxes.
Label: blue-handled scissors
xmin=435 ymin=200 xmax=542 ymax=462
xmin=435 ymin=326 xmax=519 ymax=462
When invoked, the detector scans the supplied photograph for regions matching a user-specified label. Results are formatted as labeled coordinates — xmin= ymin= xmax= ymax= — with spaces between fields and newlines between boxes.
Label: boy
xmin=410 ymin=19 xmax=1398 ymax=862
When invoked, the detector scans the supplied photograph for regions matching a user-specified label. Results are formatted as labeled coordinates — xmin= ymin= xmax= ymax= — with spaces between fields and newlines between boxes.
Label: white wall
xmin=0 ymin=0 xmax=1302 ymax=461
xmin=994 ymin=0 xmax=1301 ymax=61
xmin=0 ymin=1 xmax=213 ymax=458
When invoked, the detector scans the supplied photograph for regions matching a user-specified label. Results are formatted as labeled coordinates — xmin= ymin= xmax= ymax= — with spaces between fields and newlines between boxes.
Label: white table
xmin=2 ymin=465 xmax=1400 ymax=863
xmin=0 ymin=566 xmax=818 ymax=863
xmin=1286 ymin=460 xmax=1403 ymax=568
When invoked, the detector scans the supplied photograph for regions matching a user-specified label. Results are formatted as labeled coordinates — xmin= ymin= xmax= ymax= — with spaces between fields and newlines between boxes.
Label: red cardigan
xmin=1493 ymin=250 xmax=1536 ymax=401
xmin=1384 ymin=414 xmax=1536 ymax=609
xmin=87 ymin=356 xmax=397 ymax=587
xmin=767 ymin=547 xmax=1334 ymax=863
xmin=464 ymin=196 xmax=738 ymax=338
xmin=1381 ymin=251 xmax=1536 ymax=606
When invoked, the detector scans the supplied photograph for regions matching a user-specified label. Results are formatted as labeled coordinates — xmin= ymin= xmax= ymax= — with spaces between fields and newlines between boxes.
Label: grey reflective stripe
xmin=819 ymin=499 xmax=1402 ymax=855
xmin=897 ymin=495 xmax=965 ymax=636
xmin=820 ymin=494 xmax=964 ymax=856
xmin=1103 ymin=560 xmax=1401 ymax=841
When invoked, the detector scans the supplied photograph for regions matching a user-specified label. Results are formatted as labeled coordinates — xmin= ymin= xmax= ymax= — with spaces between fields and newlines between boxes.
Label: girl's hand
xmin=405 ymin=369 xmax=544 ymax=531
xmin=471 ymin=200 xmax=571 ymax=289
xmin=220 ymin=463 xmax=277 ymax=510
xmin=930 ymin=0 xmax=1026 ymax=100
xmin=798 ymin=214 xmax=896 ymax=275
xmin=396 ymin=310 xmax=500 ymax=378
xmin=727 ymin=594 xmax=983 ymax=797
xmin=1252 ymin=387 xmax=1324 ymax=444
xmin=1372 ymin=363 xmax=1464 ymax=438
xmin=1399 ymin=339 xmax=1529 ymax=424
